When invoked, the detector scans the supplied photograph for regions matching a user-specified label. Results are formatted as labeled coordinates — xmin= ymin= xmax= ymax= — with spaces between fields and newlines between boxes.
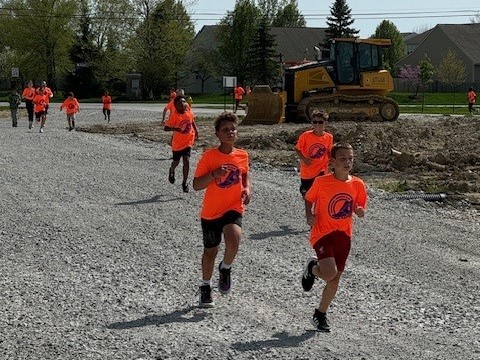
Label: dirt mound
xmin=77 ymin=115 xmax=480 ymax=206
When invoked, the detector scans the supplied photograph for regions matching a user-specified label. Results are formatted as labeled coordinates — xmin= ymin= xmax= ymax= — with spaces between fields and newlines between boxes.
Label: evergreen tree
xmin=247 ymin=17 xmax=280 ymax=86
xmin=324 ymin=0 xmax=359 ymax=46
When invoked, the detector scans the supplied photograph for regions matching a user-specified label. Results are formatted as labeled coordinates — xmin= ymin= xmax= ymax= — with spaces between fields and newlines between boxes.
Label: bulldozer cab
xmin=330 ymin=38 xmax=390 ymax=85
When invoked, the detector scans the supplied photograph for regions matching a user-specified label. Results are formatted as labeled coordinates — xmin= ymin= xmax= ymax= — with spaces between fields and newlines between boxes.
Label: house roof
xmin=193 ymin=25 xmax=327 ymax=63
xmin=438 ymin=23 xmax=480 ymax=63
xmin=402 ymin=30 xmax=432 ymax=45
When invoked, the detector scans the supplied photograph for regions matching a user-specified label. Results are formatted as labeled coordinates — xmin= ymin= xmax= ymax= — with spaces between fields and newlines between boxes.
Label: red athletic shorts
xmin=313 ymin=230 xmax=351 ymax=272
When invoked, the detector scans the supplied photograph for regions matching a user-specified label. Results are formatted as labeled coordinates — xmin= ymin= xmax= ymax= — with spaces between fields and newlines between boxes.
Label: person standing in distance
xmin=8 ymin=87 xmax=22 ymax=127
xmin=192 ymin=112 xmax=251 ymax=308
xmin=22 ymin=80 xmax=36 ymax=129
xmin=301 ymin=143 xmax=367 ymax=332
xmin=468 ymin=87 xmax=477 ymax=115
xmin=233 ymin=83 xmax=245 ymax=113
xmin=102 ymin=91 xmax=112 ymax=123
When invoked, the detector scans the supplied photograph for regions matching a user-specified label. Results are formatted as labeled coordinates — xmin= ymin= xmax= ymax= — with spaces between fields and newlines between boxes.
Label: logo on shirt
xmin=328 ymin=193 xmax=353 ymax=219
xmin=216 ymin=164 xmax=240 ymax=188
xmin=308 ymin=143 xmax=327 ymax=159
xmin=179 ymin=119 xmax=192 ymax=134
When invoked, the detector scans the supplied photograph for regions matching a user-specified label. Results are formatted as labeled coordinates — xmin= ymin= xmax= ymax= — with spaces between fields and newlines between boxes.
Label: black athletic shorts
xmin=201 ymin=210 xmax=242 ymax=248
xmin=172 ymin=147 xmax=191 ymax=161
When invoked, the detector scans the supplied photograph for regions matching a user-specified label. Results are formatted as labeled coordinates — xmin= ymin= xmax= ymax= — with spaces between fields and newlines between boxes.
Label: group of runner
xmin=7 ymin=83 xmax=113 ymax=132
xmin=162 ymin=90 xmax=368 ymax=333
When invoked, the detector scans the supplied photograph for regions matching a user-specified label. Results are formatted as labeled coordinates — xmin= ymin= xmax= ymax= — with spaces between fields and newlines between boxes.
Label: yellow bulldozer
xmin=242 ymin=38 xmax=399 ymax=124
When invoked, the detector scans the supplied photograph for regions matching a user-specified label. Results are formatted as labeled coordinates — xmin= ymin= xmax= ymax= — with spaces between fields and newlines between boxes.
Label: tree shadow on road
xmin=136 ymin=157 xmax=171 ymax=162
xmin=249 ymin=225 xmax=307 ymax=241
xmin=230 ymin=330 xmax=317 ymax=351
xmin=115 ymin=194 xmax=182 ymax=205
xmin=106 ymin=305 xmax=211 ymax=330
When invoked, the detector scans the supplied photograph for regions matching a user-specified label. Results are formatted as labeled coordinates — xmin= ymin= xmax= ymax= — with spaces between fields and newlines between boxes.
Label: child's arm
xmin=193 ymin=165 xmax=228 ymax=191
xmin=241 ymin=171 xmax=251 ymax=205
xmin=305 ymin=200 xmax=315 ymax=226
xmin=193 ymin=120 xmax=199 ymax=140
xmin=295 ymin=148 xmax=311 ymax=165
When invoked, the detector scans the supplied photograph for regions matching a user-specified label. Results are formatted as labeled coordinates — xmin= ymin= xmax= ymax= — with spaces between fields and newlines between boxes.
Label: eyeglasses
xmin=312 ymin=120 xmax=325 ymax=124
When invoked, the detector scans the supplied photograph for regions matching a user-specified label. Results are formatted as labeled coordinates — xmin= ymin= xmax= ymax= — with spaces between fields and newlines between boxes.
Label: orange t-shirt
xmin=164 ymin=110 xmax=196 ymax=151
xmin=61 ymin=98 xmax=80 ymax=115
xmin=22 ymin=87 xmax=36 ymax=101
xmin=468 ymin=90 xmax=476 ymax=103
xmin=194 ymin=147 xmax=249 ymax=220
xmin=33 ymin=94 xmax=47 ymax=113
xmin=102 ymin=95 xmax=112 ymax=110
xmin=296 ymin=130 xmax=333 ymax=179
xmin=234 ymin=86 xmax=245 ymax=100
xmin=43 ymin=87 xmax=53 ymax=104
xmin=305 ymin=174 xmax=367 ymax=247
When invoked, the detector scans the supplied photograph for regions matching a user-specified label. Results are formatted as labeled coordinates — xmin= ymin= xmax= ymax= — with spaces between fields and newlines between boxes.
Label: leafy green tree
xmin=133 ymin=0 xmax=194 ymax=98
xmin=271 ymin=0 xmax=306 ymax=27
xmin=437 ymin=49 xmax=466 ymax=112
xmin=373 ymin=20 xmax=406 ymax=72
xmin=418 ymin=55 xmax=435 ymax=112
xmin=217 ymin=0 xmax=261 ymax=84
xmin=257 ymin=0 xmax=287 ymax=24
xmin=324 ymin=0 xmax=359 ymax=43
xmin=247 ymin=17 xmax=280 ymax=86
xmin=1 ymin=0 xmax=78 ymax=87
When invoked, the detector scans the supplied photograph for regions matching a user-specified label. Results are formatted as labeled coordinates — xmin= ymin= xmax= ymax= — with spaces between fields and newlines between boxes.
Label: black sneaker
xmin=182 ymin=183 xmax=189 ymax=193
xmin=218 ymin=262 xmax=232 ymax=295
xmin=168 ymin=169 xmax=175 ymax=184
xmin=301 ymin=256 xmax=317 ymax=291
xmin=311 ymin=309 xmax=330 ymax=332
xmin=198 ymin=284 xmax=214 ymax=308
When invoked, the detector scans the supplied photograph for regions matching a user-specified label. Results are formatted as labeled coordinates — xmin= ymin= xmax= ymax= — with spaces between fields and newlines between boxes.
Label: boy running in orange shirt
xmin=102 ymin=91 xmax=112 ymax=122
xmin=193 ymin=112 xmax=251 ymax=307
xmin=60 ymin=92 xmax=80 ymax=131
xmin=22 ymin=80 xmax=36 ymax=129
xmin=163 ymin=95 xmax=198 ymax=193
xmin=33 ymin=86 xmax=48 ymax=133
xmin=295 ymin=109 xmax=333 ymax=210
xmin=301 ymin=143 xmax=367 ymax=332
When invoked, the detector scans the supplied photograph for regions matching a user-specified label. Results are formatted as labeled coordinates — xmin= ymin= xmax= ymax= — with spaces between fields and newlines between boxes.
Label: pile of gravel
xmin=1 ymin=108 xmax=478 ymax=359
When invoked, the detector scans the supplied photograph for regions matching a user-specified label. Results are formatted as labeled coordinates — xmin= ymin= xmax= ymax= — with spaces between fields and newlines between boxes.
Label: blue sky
xmin=189 ymin=0 xmax=479 ymax=37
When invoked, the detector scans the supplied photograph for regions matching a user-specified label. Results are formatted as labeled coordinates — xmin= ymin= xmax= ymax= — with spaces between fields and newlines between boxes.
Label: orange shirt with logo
xmin=102 ymin=95 xmax=112 ymax=110
xmin=468 ymin=90 xmax=476 ymax=103
xmin=43 ymin=87 xmax=53 ymax=104
xmin=296 ymin=130 xmax=334 ymax=179
xmin=234 ymin=86 xmax=245 ymax=100
xmin=22 ymin=87 xmax=36 ymax=101
xmin=194 ymin=147 xmax=249 ymax=220
xmin=33 ymin=94 xmax=47 ymax=113
xmin=61 ymin=98 xmax=80 ymax=115
xmin=305 ymin=174 xmax=367 ymax=247
xmin=164 ymin=110 xmax=196 ymax=151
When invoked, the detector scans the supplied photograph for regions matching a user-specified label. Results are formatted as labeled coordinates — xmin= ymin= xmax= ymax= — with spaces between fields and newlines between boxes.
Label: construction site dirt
xmin=78 ymin=113 xmax=480 ymax=210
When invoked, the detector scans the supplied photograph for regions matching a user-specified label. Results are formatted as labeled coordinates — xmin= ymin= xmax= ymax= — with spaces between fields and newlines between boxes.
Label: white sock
xmin=201 ymin=279 xmax=211 ymax=286
xmin=220 ymin=261 xmax=231 ymax=270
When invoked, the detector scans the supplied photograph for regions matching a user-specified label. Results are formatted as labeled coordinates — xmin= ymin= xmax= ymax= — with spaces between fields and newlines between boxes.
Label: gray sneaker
xmin=198 ymin=284 xmax=214 ymax=308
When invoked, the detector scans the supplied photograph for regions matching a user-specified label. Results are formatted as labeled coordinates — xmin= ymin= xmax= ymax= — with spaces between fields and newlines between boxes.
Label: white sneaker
xmin=39 ymin=127 xmax=44 ymax=133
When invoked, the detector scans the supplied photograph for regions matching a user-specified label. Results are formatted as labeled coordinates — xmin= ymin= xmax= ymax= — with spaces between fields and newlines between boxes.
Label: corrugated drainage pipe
xmin=388 ymin=193 xmax=447 ymax=202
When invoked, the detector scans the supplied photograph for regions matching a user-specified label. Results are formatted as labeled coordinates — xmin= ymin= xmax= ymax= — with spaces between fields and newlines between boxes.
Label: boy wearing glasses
xmin=295 ymin=109 xmax=333 ymax=210
xmin=193 ymin=112 xmax=251 ymax=308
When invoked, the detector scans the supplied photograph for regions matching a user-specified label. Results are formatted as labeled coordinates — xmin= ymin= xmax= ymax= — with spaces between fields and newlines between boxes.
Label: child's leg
xmin=182 ymin=155 xmax=190 ymax=185
xmin=222 ymin=223 xmax=241 ymax=266
xmin=202 ymin=246 xmax=219 ymax=281
xmin=318 ymin=271 xmax=343 ymax=313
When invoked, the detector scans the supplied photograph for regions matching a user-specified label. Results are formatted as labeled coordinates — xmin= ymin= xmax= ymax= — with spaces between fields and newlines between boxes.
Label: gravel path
xmin=1 ymin=108 xmax=479 ymax=359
